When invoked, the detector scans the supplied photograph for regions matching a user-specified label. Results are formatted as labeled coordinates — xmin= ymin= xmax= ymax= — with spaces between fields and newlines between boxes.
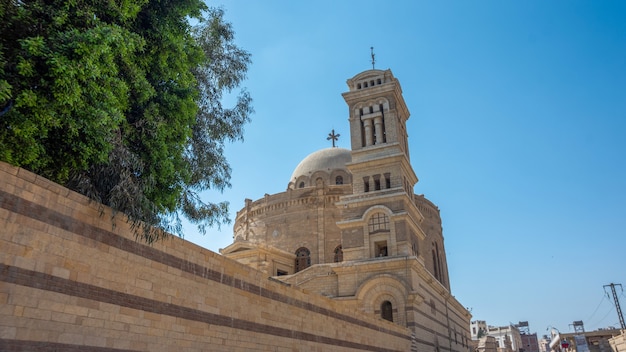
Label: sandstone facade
xmin=222 ymin=69 xmax=471 ymax=352
xmin=0 ymin=162 xmax=412 ymax=351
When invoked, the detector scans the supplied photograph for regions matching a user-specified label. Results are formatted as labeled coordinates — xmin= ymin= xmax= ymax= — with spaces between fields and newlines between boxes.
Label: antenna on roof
xmin=370 ymin=47 xmax=376 ymax=69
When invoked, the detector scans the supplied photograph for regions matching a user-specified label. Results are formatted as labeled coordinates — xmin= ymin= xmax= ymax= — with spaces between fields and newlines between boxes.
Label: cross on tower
xmin=327 ymin=129 xmax=340 ymax=148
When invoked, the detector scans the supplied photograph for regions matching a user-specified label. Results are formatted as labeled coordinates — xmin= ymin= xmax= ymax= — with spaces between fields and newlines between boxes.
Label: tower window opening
xmin=374 ymin=176 xmax=381 ymax=191
xmin=369 ymin=106 xmax=374 ymax=114
xmin=379 ymin=104 xmax=387 ymax=143
xmin=357 ymin=83 xmax=362 ymax=89
xmin=432 ymin=249 xmax=440 ymax=281
xmin=334 ymin=245 xmax=343 ymax=262
xmin=298 ymin=182 xmax=305 ymax=188
xmin=364 ymin=81 xmax=368 ymax=88
xmin=368 ymin=212 xmax=389 ymax=232
xmin=363 ymin=177 xmax=370 ymax=193
xmin=295 ymin=247 xmax=311 ymax=272
xmin=335 ymin=176 xmax=343 ymax=185
xmin=384 ymin=173 xmax=391 ymax=189
xmin=370 ymin=80 xmax=375 ymax=86
xmin=381 ymin=301 xmax=393 ymax=322
xmin=360 ymin=118 xmax=366 ymax=147
xmin=377 ymin=78 xmax=382 ymax=85
xmin=375 ymin=241 xmax=388 ymax=257
xmin=435 ymin=242 xmax=445 ymax=284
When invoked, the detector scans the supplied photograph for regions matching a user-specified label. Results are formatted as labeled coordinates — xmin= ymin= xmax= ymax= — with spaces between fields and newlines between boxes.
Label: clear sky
xmin=183 ymin=0 xmax=626 ymax=336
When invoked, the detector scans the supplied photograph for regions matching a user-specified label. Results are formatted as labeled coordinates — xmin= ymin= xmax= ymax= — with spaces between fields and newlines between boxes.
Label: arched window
xmin=368 ymin=212 xmax=389 ymax=233
xmin=432 ymin=249 xmax=440 ymax=281
xmin=435 ymin=242 xmax=444 ymax=284
xmin=335 ymin=176 xmax=343 ymax=185
xmin=334 ymin=245 xmax=343 ymax=262
xmin=381 ymin=301 xmax=393 ymax=322
xmin=298 ymin=182 xmax=305 ymax=188
xmin=294 ymin=247 xmax=310 ymax=272
xmin=412 ymin=241 xmax=419 ymax=256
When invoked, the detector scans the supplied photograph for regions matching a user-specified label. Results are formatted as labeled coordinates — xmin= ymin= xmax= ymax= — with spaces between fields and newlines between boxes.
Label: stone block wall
xmin=609 ymin=330 xmax=625 ymax=352
xmin=0 ymin=162 xmax=411 ymax=351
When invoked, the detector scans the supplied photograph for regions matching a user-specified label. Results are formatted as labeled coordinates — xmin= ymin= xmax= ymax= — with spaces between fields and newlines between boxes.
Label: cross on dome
xmin=327 ymin=129 xmax=340 ymax=147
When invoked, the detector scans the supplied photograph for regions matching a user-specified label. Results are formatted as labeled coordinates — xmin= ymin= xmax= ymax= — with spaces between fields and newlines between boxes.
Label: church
xmin=0 ymin=66 xmax=470 ymax=351
xmin=221 ymin=68 xmax=472 ymax=351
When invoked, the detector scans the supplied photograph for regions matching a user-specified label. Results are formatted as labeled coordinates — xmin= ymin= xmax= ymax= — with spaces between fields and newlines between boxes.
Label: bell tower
xmin=344 ymin=69 xmax=411 ymax=159
xmin=337 ymin=69 xmax=427 ymax=262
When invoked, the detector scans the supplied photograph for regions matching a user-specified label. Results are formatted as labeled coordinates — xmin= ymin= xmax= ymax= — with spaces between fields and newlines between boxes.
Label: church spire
xmin=370 ymin=47 xmax=375 ymax=69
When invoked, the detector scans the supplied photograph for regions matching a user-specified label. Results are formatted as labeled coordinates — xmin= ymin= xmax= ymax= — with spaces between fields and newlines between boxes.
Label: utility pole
xmin=603 ymin=283 xmax=626 ymax=329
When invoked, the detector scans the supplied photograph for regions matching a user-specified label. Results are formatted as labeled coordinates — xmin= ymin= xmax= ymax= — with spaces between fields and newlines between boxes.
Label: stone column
xmin=363 ymin=118 xmax=373 ymax=146
xmin=374 ymin=116 xmax=383 ymax=145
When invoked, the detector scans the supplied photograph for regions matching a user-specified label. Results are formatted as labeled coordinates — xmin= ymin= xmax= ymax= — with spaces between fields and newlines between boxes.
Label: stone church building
xmin=221 ymin=68 xmax=472 ymax=351
xmin=0 ymin=66 xmax=471 ymax=351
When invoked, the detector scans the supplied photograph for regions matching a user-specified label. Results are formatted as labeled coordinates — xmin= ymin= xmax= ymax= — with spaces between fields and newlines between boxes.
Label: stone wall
xmin=0 ymin=162 xmax=411 ymax=351
xmin=608 ymin=330 xmax=625 ymax=352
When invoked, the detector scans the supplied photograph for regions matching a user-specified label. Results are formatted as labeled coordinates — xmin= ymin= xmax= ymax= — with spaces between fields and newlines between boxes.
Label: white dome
xmin=290 ymin=148 xmax=351 ymax=183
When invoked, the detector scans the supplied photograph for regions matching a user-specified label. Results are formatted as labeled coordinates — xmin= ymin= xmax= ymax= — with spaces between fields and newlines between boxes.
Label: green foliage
xmin=0 ymin=1 xmax=252 ymax=243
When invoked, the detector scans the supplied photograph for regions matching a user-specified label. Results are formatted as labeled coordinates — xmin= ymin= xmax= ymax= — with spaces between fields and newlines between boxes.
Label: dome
xmin=290 ymin=147 xmax=351 ymax=183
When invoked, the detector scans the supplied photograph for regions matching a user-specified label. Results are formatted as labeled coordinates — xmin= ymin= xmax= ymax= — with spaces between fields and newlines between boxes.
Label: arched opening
xmin=435 ymin=242 xmax=444 ymax=284
xmin=381 ymin=301 xmax=393 ymax=322
xmin=298 ymin=182 xmax=305 ymax=188
xmin=368 ymin=212 xmax=389 ymax=233
xmin=432 ymin=249 xmax=440 ymax=281
xmin=334 ymin=245 xmax=343 ymax=262
xmin=294 ymin=247 xmax=310 ymax=272
xmin=335 ymin=176 xmax=343 ymax=185
xmin=369 ymin=212 xmax=390 ymax=258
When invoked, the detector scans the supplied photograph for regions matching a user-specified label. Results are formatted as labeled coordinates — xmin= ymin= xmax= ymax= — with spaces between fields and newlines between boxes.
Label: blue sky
xmin=183 ymin=1 xmax=626 ymax=335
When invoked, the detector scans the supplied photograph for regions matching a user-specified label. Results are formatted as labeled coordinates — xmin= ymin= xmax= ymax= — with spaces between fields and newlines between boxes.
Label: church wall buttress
xmin=341 ymin=228 xmax=364 ymax=248
xmin=394 ymin=220 xmax=407 ymax=242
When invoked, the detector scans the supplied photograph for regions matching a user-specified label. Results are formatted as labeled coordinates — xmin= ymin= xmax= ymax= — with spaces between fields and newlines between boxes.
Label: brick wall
xmin=0 ymin=162 xmax=411 ymax=351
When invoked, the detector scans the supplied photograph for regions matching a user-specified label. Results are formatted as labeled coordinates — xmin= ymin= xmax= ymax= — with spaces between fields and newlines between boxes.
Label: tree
xmin=0 ymin=1 xmax=252 ymax=243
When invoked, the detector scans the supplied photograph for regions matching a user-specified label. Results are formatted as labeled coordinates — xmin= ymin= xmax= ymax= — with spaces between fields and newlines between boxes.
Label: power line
xmin=595 ymin=305 xmax=614 ymax=327
xmin=585 ymin=294 xmax=607 ymax=324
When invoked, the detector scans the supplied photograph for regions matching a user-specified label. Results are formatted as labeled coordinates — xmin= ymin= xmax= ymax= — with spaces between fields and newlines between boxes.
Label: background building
xmin=471 ymin=320 xmax=525 ymax=352
xmin=540 ymin=335 xmax=552 ymax=352
xmin=560 ymin=328 xmax=622 ymax=352
xmin=517 ymin=321 xmax=540 ymax=352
